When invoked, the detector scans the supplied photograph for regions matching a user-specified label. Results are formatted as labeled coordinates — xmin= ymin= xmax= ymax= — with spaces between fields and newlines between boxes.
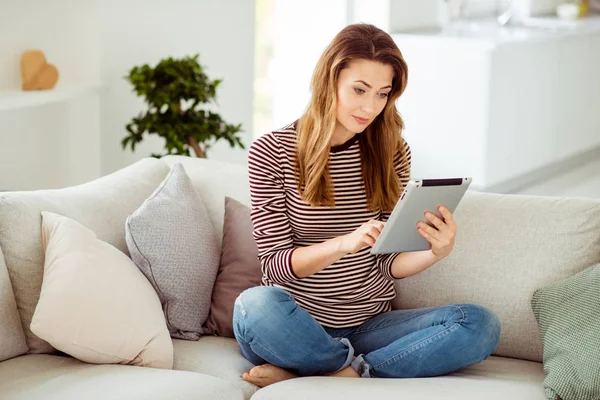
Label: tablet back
xmin=371 ymin=178 xmax=471 ymax=254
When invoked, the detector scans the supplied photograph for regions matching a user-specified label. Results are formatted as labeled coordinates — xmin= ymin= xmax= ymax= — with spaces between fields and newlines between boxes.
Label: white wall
xmin=99 ymin=0 xmax=255 ymax=175
xmin=0 ymin=0 xmax=101 ymax=90
xmin=0 ymin=0 xmax=101 ymax=190
xmin=0 ymin=0 xmax=254 ymax=190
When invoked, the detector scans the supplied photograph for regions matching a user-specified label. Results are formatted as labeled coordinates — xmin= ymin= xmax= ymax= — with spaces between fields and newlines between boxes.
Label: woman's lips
xmin=352 ymin=115 xmax=369 ymax=124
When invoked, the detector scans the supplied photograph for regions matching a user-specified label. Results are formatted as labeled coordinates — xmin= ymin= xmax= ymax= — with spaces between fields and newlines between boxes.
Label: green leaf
xmin=122 ymin=53 xmax=245 ymax=158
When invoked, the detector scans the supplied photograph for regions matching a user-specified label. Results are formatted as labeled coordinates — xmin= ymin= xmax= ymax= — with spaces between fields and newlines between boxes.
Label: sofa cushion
xmin=392 ymin=191 xmax=600 ymax=362
xmin=531 ymin=263 xmax=600 ymax=400
xmin=126 ymin=163 xmax=220 ymax=340
xmin=160 ymin=155 xmax=251 ymax=249
xmin=251 ymin=356 xmax=546 ymax=400
xmin=0 ymin=158 xmax=169 ymax=354
xmin=0 ymin=246 xmax=28 ymax=361
xmin=30 ymin=212 xmax=173 ymax=369
xmin=173 ymin=336 xmax=258 ymax=400
xmin=204 ymin=197 xmax=262 ymax=338
xmin=0 ymin=354 xmax=243 ymax=400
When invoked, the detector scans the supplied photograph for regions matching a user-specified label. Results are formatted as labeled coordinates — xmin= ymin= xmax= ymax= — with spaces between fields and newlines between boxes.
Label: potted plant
xmin=122 ymin=54 xmax=244 ymax=158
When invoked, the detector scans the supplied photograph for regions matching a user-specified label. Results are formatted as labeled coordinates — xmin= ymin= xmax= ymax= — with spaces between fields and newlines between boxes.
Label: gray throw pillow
xmin=125 ymin=163 xmax=220 ymax=340
xmin=531 ymin=263 xmax=600 ymax=400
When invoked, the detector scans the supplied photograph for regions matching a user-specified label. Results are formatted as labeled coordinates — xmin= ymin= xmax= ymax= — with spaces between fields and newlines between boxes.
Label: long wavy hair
xmin=295 ymin=23 xmax=409 ymax=212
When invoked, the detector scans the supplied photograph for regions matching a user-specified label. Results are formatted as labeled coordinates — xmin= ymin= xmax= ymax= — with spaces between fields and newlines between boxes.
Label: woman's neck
xmin=331 ymin=122 xmax=356 ymax=147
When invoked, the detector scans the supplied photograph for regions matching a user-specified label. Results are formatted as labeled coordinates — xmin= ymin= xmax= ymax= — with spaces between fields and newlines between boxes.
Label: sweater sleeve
xmin=248 ymin=133 xmax=299 ymax=284
xmin=375 ymin=141 xmax=411 ymax=281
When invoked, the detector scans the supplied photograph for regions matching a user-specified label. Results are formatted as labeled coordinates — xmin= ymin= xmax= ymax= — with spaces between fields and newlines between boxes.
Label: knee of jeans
xmin=235 ymin=286 xmax=293 ymax=319
xmin=442 ymin=304 xmax=468 ymax=326
xmin=483 ymin=307 xmax=501 ymax=350
xmin=463 ymin=304 xmax=502 ymax=353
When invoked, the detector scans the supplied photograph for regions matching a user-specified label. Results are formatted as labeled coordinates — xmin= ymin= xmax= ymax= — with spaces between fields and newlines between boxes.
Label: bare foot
xmin=242 ymin=364 xmax=298 ymax=387
xmin=327 ymin=356 xmax=360 ymax=378
xmin=328 ymin=365 xmax=360 ymax=378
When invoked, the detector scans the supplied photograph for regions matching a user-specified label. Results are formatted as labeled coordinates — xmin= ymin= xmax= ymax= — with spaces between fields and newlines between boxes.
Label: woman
xmin=234 ymin=23 xmax=500 ymax=387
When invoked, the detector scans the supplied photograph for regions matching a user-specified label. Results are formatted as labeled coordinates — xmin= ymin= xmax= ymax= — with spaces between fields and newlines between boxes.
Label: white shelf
xmin=0 ymin=84 xmax=103 ymax=111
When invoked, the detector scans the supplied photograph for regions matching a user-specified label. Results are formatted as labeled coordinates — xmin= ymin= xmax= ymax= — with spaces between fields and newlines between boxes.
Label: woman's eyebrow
xmin=353 ymin=80 xmax=392 ymax=90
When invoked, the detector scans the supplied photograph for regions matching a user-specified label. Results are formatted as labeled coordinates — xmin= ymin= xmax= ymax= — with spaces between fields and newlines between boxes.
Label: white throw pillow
xmin=30 ymin=212 xmax=173 ymax=369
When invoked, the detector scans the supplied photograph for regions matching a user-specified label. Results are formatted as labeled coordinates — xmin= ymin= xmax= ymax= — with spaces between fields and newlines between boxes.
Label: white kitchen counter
xmin=392 ymin=15 xmax=600 ymax=192
xmin=397 ymin=15 xmax=600 ymax=44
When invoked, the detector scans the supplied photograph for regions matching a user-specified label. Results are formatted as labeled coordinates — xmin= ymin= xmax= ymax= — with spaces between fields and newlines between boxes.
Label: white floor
xmin=500 ymin=157 xmax=600 ymax=199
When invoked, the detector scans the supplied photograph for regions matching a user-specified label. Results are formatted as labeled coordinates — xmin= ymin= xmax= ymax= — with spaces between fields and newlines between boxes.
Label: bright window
xmin=253 ymin=0 xmax=347 ymax=138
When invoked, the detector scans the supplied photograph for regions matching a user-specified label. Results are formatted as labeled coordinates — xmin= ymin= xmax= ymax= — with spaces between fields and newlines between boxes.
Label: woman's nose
xmin=360 ymin=96 xmax=376 ymax=114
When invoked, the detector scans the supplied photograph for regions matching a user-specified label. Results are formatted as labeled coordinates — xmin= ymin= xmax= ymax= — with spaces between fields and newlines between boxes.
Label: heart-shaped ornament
xmin=20 ymin=50 xmax=59 ymax=91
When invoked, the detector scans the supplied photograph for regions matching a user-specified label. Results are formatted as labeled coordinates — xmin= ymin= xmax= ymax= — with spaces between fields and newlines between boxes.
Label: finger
xmin=424 ymin=212 xmax=445 ymax=231
xmin=362 ymin=233 xmax=376 ymax=247
xmin=367 ymin=225 xmax=383 ymax=239
xmin=438 ymin=206 xmax=457 ymax=230
xmin=417 ymin=221 xmax=441 ymax=240
xmin=364 ymin=229 xmax=381 ymax=245
xmin=417 ymin=226 xmax=440 ymax=246
xmin=368 ymin=220 xmax=386 ymax=232
xmin=361 ymin=225 xmax=381 ymax=239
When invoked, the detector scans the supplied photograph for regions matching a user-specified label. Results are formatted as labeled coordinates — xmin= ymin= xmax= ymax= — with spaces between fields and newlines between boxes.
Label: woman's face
xmin=335 ymin=59 xmax=394 ymax=134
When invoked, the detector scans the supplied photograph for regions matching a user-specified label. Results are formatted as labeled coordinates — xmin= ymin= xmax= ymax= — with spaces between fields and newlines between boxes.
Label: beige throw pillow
xmin=0 ymin=246 xmax=28 ymax=361
xmin=0 ymin=157 xmax=170 ymax=355
xmin=30 ymin=212 xmax=173 ymax=369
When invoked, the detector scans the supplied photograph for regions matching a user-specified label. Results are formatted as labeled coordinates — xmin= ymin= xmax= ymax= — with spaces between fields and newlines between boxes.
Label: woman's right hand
xmin=338 ymin=219 xmax=386 ymax=254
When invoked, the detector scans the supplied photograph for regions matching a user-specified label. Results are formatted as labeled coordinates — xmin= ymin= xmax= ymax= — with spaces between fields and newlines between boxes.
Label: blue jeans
xmin=233 ymin=286 xmax=501 ymax=378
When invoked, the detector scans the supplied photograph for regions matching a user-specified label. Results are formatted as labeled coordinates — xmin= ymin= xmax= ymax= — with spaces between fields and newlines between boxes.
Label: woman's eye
xmin=354 ymin=88 xmax=365 ymax=95
xmin=379 ymin=92 xmax=390 ymax=98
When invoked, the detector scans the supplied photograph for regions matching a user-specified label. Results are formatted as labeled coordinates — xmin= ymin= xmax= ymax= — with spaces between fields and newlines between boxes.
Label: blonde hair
xmin=295 ymin=23 xmax=410 ymax=212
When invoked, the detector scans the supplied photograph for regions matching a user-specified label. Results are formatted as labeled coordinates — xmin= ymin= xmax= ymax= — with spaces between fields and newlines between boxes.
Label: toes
xmin=249 ymin=365 xmax=264 ymax=378
xmin=242 ymin=372 xmax=262 ymax=386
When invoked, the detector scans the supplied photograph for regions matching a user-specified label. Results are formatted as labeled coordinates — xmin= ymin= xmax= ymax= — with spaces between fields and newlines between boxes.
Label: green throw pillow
xmin=531 ymin=264 xmax=600 ymax=400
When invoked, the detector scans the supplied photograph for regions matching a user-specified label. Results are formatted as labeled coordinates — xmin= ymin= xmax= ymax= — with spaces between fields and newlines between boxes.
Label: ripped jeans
xmin=233 ymin=286 xmax=501 ymax=378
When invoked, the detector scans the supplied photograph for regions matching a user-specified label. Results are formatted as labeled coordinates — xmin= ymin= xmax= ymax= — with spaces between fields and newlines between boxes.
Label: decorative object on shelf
xmin=557 ymin=0 xmax=590 ymax=19
xmin=122 ymin=54 xmax=244 ymax=158
xmin=20 ymin=50 xmax=59 ymax=91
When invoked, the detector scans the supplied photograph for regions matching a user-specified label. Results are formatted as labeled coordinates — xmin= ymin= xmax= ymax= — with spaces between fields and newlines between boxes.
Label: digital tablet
xmin=370 ymin=178 xmax=472 ymax=254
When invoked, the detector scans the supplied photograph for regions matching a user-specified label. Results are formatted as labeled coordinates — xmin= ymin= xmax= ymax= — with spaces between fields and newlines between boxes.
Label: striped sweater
xmin=248 ymin=122 xmax=411 ymax=328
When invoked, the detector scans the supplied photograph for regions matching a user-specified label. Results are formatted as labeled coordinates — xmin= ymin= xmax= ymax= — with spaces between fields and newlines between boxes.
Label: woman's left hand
xmin=417 ymin=206 xmax=457 ymax=261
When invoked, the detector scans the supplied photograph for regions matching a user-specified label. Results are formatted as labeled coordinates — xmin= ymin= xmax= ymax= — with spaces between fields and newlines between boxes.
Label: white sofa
xmin=1 ymin=156 xmax=599 ymax=400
